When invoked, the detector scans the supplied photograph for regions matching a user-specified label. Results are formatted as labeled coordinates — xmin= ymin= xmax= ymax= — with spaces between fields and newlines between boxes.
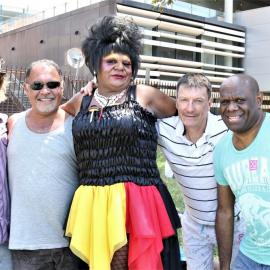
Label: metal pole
xmin=224 ymin=0 xmax=233 ymax=23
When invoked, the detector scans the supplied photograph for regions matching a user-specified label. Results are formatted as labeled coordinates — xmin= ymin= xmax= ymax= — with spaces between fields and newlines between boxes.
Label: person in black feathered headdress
xmin=82 ymin=15 xmax=142 ymax=81
xmin=64 ymin=15 xmax=182 ymax=270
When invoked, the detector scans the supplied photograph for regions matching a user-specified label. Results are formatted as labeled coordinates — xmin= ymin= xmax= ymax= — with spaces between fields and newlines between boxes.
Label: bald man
xmin=214 ymin=74 xmax=270 ymax=270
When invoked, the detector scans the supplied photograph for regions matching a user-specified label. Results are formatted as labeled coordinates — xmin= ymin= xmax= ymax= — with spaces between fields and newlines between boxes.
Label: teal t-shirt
xmin=214 ymin=113 xmax=270 ymax=265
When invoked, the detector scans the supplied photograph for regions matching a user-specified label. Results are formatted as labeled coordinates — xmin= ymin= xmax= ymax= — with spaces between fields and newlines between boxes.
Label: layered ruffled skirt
xmin=66 ymin=182 xmax=180 ymax=270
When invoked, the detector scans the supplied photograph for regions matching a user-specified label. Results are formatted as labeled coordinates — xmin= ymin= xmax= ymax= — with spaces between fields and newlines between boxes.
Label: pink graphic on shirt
xmin=249 ymin=160 xmax=258 ymax=171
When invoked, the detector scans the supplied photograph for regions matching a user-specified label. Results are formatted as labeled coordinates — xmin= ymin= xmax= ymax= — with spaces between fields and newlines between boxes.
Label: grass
xmin=156 ymin=147 xmax=184 ymax=213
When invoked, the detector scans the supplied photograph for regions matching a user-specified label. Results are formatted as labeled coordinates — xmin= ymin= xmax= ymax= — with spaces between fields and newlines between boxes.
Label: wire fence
xmin=1 ymin=67 xmax=270 ymax=116
xmin=0 ymin=67 xmax=87 ymax=115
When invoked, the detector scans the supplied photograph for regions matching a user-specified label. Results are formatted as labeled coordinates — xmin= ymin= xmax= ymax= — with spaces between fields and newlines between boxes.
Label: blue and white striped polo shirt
xmin=157 ymin=112 xmax=228 ymax=225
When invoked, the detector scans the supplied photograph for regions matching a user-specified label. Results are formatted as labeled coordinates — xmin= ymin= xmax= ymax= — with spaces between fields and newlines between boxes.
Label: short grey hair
xmin=25 ymin=59 xmax=62 ymax=79
xmin=176 ymin=73 xmax=212 ymax=99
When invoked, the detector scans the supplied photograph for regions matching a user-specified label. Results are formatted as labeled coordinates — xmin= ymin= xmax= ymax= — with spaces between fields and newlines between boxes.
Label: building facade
xmin=0 ymin=0 xmax=245 ymax=89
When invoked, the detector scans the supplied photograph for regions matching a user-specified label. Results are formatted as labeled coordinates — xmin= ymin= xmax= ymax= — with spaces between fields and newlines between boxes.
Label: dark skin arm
xmin=61 ymin=83 xmax=177 ymax=118
xmin=60 ymin=91 xmax=85 ymax=116
xmin=136 ymin=84 xmax=176 ymax=118
xmin=215 ymin=184 xmax=235 ymax=270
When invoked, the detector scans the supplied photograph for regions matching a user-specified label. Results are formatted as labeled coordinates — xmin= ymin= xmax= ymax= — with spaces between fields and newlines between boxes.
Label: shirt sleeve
xmin=155 ymin=119 xmax=161 ymax=134
xmin=213 ymin=139 xmax=229 ymax=186
xmin=0 ymin=114 xmax=7 ymax=136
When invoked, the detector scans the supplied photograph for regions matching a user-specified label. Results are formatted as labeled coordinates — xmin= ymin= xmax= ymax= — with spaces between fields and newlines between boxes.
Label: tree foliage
xmin=152 ymin=0 xmax=175 ymax=7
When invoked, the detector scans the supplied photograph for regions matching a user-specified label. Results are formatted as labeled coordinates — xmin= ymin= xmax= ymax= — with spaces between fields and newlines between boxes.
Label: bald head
xmin=220 ymin=74 xmax=259 ymax=97
xmin=219 ymin=74 xmax=263 ymax=135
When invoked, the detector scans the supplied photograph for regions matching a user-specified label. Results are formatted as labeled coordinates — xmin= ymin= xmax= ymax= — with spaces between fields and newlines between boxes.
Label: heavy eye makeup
xmin=104 ymin=59 xmax=131 ymax=68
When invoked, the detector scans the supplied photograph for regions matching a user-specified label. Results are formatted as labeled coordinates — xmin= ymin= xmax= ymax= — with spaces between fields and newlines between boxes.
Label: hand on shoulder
xmin=61 ymin=81 xmax=96 ymax=116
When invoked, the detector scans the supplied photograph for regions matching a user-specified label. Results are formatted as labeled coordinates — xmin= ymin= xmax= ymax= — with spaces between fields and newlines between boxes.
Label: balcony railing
xmin=0 ymin=0 xmax=102 ymax=34
xmin=0 ymin=0 xmax=223 ymax=34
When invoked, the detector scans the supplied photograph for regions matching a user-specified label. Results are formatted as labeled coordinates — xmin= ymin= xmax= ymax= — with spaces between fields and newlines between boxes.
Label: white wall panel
xmin=235 ymin=6 xmax=270 ymax=92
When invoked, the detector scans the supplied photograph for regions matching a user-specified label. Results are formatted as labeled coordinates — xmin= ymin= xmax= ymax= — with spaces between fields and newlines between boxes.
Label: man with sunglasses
xmin=7 ymin=59 xmax=81 ymax=270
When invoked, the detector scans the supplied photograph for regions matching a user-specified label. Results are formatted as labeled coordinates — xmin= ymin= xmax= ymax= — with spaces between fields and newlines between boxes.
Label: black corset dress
xmin=66 ymin=86 xmax=181 ymax=270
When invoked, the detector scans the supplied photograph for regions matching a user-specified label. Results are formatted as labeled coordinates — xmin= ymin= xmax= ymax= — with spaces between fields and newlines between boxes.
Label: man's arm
xmin=215 ymin=184 xmax=235 ymax=270
xmin=7 ymin=113 xmax=20 ymax=138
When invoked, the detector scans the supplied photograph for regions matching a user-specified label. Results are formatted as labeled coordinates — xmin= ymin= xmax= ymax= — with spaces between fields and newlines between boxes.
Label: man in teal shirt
xmin=214 ymin=74 xmax=270 ymax=270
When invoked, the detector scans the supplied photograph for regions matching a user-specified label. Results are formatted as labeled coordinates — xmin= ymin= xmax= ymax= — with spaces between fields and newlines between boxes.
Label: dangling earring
xmin=92 ymin=71 xmax=97 ymax=84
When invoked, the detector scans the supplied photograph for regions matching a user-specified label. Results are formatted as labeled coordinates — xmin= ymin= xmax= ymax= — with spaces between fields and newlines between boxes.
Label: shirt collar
xmin=175 ymin=112 xmax=216 ymax=144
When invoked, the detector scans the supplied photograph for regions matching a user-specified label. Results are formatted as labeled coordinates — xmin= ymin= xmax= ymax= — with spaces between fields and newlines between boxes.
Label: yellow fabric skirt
xmin=65 ymin=183 xmax=127 ymax=270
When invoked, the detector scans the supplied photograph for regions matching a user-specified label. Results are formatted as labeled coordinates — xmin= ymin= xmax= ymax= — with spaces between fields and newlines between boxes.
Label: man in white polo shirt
xmin=157 ymin=73 xmax=245 ymax=270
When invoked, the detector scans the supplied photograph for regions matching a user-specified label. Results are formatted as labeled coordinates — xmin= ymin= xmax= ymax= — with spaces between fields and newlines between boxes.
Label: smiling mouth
xmin=37 ymin=97 xmax=54 ymax=101
xmin=226 ymin=115 xmax=242 ymax=122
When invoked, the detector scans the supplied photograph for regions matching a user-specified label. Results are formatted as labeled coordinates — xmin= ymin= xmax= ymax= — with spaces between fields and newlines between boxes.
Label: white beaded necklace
xmin=94 ymin=88 xmax=127 ymax=107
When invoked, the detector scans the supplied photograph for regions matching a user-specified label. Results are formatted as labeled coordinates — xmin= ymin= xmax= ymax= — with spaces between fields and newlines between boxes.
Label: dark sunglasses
xmin=28 ymin=81 xmax=61 ymax=91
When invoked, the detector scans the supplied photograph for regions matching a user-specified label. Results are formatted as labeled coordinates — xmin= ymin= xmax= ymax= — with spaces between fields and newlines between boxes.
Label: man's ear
xmin=60 ymin=80 xmax=64 ymax=93
xmin=208 ymin=98 xmax=212 ymax=109
xmin=23 ymin=82 xmax=29 ymax=96
xmin=175 ymin=98 xmax=178 ymax=110
xmin=257 ymin=92 xmax=263 ymax=108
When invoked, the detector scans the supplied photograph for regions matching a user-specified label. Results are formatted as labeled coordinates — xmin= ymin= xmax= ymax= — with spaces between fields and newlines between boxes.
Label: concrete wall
xmin=235 ymin=7 xmax=270 ymax=92
xmin=0 ymin=0 xmax=246 ymax=85
xmin=0 ymin=0 xmax=116 ymax=79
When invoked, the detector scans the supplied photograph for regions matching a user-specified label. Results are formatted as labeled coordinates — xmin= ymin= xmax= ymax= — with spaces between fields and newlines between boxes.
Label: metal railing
xmin=0 ymin=0 xmax=103 ymax=34
xmin=0 ymin=69 xmax=179 ymax=115
xmin=1 ymin=67 xmax=270 ymax=116
xmin=0 ymin=67 xmax=87 ymax=115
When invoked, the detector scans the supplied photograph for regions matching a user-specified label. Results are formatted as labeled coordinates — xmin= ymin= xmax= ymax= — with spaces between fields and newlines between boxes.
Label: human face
xmin=219 ymin=77 xmax=262 ymax=134
xmin=97 ymin=52 xmax=132 ymax=94
xmin=25 ymin=64 xmax=63 ymax=115
xmin=176 ymin=85 xmax=210 ymax=132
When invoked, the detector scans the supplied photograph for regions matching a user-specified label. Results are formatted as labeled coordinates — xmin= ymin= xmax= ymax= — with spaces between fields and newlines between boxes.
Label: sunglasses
xmin=27 ymin=81 xmax=61 ymax=91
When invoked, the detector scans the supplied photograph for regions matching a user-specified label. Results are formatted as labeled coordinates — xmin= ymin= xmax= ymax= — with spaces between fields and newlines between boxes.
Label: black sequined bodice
xmin=72 ymin=86 xmax=161 ymax=186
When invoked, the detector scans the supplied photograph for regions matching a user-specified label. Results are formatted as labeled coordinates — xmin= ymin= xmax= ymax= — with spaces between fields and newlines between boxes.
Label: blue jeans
xmin=233 ymin=251 xmax=270 ymax=270
xmin=0 ymin=243 xmax=13 ymax=270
